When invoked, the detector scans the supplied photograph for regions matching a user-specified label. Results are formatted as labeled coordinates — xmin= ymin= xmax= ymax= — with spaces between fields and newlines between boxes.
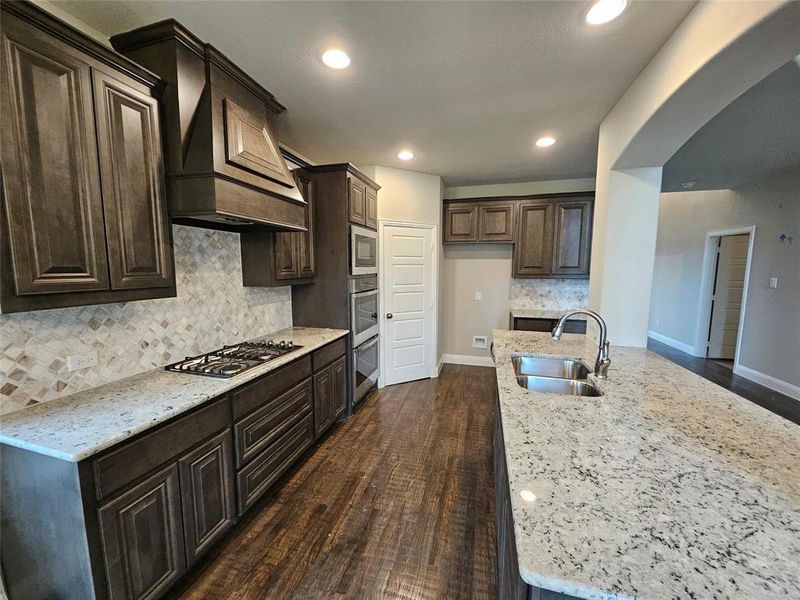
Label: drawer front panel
xmin=236 ymin=414 xmax=314 ymax=515
xmin=231 ymin=355 xmax=311 ymax=421
xmin=94 ymin=397 xmax=229 ymax=501
xmin=234 ymin=378 xmax=312 ymax=468
xmin=311 ymin=338 xmax=346 ymax=371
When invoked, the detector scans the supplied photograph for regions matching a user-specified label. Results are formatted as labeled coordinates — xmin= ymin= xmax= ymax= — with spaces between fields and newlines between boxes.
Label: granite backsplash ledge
xmin=509 ymin=278 xmax=589 ymax=310
xmin=0 ymin=225 xmax=292 ymax=415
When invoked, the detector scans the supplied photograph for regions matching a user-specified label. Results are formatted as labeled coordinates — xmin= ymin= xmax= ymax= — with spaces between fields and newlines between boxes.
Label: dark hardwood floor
xmin=173 ymin=364 xmax=499 ymax=600
xmin=647 ymin=338 xmax=800 ymax=425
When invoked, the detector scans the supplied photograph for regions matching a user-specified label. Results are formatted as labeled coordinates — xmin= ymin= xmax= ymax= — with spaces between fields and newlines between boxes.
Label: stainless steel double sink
xmin=511 ymin=355 xmax=603 ymax=397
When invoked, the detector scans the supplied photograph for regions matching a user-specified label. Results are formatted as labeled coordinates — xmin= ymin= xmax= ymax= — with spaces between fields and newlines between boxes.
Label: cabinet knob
xmin=386 ymin=313 xmax=393 ymax=319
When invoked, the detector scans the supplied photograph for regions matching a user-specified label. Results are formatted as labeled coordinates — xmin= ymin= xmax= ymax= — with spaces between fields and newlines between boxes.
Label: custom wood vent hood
xmin=111 ymin=20 xmax=306 ymax=230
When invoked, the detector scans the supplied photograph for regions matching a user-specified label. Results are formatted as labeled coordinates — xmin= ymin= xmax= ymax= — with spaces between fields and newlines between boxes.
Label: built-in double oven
xmin=350 ymin=275 xmax=379 ymax=405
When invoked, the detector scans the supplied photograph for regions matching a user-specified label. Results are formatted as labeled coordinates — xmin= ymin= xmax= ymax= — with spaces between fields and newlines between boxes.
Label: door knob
xmin=386 ymin=313 xmax=393 ymax=319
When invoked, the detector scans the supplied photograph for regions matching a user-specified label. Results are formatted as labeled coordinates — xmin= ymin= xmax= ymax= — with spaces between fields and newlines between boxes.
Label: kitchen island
xmin=492 ymin=329 xmax=800 ymax=600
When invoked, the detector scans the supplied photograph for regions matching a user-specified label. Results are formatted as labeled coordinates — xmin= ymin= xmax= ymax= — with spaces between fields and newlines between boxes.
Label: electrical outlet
xmin=472 ymin=335 xmax=488 ymax=349
xmin=769 ymin=277 xmax=778 ymax=289
xmin=474 ymin=291 xmax=482 ymax=301
xmin=67 ymin=350 xmax=98 ymax=372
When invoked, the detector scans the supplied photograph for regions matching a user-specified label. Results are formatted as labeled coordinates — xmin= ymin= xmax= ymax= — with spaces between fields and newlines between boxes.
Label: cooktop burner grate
xmin=165 ymin=340 xmax=302 ymax=378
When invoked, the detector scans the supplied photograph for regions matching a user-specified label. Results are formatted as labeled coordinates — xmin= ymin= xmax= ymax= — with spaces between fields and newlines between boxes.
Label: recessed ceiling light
xmin=535 ymin=136 xmax=556 ymax=148
xmin=586 ymin=0 xmax=627 ymax=25
xmin=398 ymin=150 xmax=415 ymax=160
xmin=321 ymin=49 xmax=350 ymax=69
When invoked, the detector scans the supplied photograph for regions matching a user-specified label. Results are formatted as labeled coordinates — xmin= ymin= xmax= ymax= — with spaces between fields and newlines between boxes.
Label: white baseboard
xmin=442 ymin=353 xmax=495 ymax=367
xmin=647 ymin=330 xmax=698 ymax=356
xmin=433 ymin=355 xmax=445 ymax=378
xmin=734 ymin=364 xmax=800 ymax=401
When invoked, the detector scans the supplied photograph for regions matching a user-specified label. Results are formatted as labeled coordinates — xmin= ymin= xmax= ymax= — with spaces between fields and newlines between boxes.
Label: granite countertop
xmin=0 ymin=327 xmax=348 ymax=462
xmin=510 ymin=308 xmax=587 ymax=320
xmin=492 ymin=329 xmax=800 ymax=600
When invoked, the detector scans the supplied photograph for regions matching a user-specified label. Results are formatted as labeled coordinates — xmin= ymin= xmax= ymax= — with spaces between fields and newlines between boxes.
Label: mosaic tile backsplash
xmin=0 ymin=225 xmax=292 ymax=415
xmin=509 ymin=278 xmax=589 ymax=310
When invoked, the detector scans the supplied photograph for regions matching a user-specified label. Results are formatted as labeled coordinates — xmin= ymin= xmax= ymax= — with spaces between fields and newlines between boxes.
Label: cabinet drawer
xmin=231 ymin=355 xmax=311 ymax=421
xmin=236 ymin=413 xmax=314 ymax=515
xmin=234 ymin=378 xmax=312 ymax=468
xmin=311 ymin=337 xmax=346 ymax=371
xmin=94 ymin=397 xmax=229 ymax=501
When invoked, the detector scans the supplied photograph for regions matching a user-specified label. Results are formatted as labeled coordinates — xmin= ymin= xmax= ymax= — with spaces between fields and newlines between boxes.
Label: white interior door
xmin=707 ymin=233 xmax=749 ymax=359
xmin=383 ymin=225 xmax=434 ymax=385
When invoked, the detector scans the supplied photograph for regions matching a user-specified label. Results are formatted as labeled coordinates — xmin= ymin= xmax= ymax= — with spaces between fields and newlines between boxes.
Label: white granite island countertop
xmin=492 ymin=329 xmax=800 ymax=600
xmin=510 ymin=308 xmax=587 ymax=321
xmin=0 ymin=327 xmax=348 ymax=462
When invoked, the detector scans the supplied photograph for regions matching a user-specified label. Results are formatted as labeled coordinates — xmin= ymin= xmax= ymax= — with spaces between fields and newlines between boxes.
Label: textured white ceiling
xmin=662 ymin=58 xmax=800 ymax=192
xmin=53 ymin=0 xmax=695 ymax=185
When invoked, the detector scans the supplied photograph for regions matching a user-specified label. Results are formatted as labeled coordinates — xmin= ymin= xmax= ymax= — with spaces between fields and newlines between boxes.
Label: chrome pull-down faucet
xmin=552 ymin=309 xmax=611 ymax=379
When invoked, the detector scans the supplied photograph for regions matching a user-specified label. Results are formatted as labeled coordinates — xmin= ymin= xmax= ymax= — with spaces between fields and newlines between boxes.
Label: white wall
xmin=650 ymin=168 xmax=800 ymax=391
xmin=361 ymin=165 xmax=442 ymax=226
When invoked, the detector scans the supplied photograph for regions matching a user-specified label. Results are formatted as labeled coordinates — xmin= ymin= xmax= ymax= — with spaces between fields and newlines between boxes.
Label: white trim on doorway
xmin=378 ymin=220 xmax=439 ymax=387
xmin=693 ymin=226 xmax=755 ymax=371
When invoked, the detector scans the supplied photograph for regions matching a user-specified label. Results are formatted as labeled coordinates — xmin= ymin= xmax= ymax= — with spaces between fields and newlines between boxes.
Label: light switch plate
xmin=769 ymin=277 xmax=778 ymax=289
xmin=67 ymin=350 xmax=98 ymax=372
xmin=474 ymin=291 xmax=482 ymax=301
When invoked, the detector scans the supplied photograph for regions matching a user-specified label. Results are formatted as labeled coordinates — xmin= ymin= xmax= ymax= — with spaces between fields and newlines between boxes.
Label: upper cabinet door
xmin=296 ymin=172 xmax=315 ymax=278
xmin=552 ymin=199 xmax=592 ymax=278
xmin=223 ymin=98 xmax=295 ymax=188
xmin=443 ymin=203 xmax=478 ymax=243
xmin=513 ymin=201 xmax=553 ymax=277
xmin=478 ymin=203 xmax=514 ymax=242
xmin=365 ymin=186 xmax=378 ymax=230
xmin=93 ymin=68 xmax=174 ymax=290
xmin=348 ymin=177 xmax=367 ymax=226
xmin=0 ymin=18 xmax=109 ymax=295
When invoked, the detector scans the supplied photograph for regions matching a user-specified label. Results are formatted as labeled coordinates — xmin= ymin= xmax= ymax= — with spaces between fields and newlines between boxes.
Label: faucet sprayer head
xmin=551 ymin=325 xmax=563 ymax=340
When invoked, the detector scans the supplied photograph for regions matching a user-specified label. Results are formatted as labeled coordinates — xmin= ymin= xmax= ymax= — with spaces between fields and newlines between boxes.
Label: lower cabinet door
xmin=178 ymin=430 xmax=236 ymax=566
xmin=98 ymin=464 xmax=186 ymax=600
xmin=332 ymin=356 xmax=347 ymax=419
xmin=313 ymin=365 xmax=335 ymax=438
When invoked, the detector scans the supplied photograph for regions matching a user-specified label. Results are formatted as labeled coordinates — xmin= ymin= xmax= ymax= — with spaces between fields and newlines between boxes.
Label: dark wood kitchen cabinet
xmin=551 ymin=198 xmax=592 ymax=277
xmin=443 ymin=201 xmax=514 ymax=243
xmin=365 ymin=186 xmax=379 ymax=230
xmin=344 ymin=170 xmax=379 ymax=230
xmin=479 ymin=202 xmax=515 ymax=242
xmin=443 ymin=202 xmax=478 ymax=242
xmin=241 ymin=165 xmax=316 ymax=286
xmin=98 ymin=464 xmax=186 ymax=600
xmin=111 ymin=20 xmax=305 ymax=229
xmin=178 ymin=431 xmax=236 ymax=564
xmin=312 ymin=340 xmax=347 ymax=438
xmin=514 ymin=196 xmax=593 ymax=279
xmin=0 ymin=1 xmax=175 ymax=313
xmin=442 ymin=193 xmax=593 ymax=279
xmin=513 ymin=201 xmax=554 ymax=277
xmin=1 ymin=341 xmax=349 ymax=600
